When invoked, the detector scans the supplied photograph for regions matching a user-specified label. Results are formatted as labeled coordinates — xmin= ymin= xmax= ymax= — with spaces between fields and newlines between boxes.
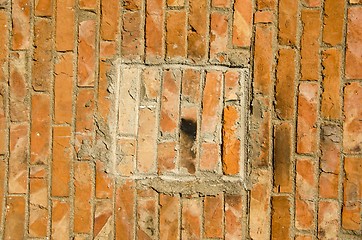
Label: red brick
xmin=137 ymin=194 xmax=158 ymax=239
xmin=74 ymin=161 xmax=93 ymax=233
xmin=9 ymin=123 xmax=28 ymax=194
xmin=157 ymin=141 xmax=177 ymax=174
xmin=78 ymin=19 xmax=96 ymax=86
xmin=182 ymin=69 xmax=201 ymax=103
xmin=166 ymin=10 xmax=187 ymax=60
xmin=167 ymin=0 xmax=183 ymax=6
xmin=222 ymin=106 xmax=240 ymax=175
xmin=303 ymin=0 xmax=320 ymax=7
xmin=200 ymin=142 xmax=220 ymax=172
xmin=182 ymin=198 xmax=201 ymax=239
xmin=9 ymin=52 xmax=29 ymax=122
xmin=319 ymin=172 xmax=339 ymax=199
xmin=141 ymin=67 xmax=161 ymax=101
xmin=146 ymin=0 xmax=164 ymax=62
xmin=275 ymin=48 xmax=296 ymax=120
xmin=254 ymin=10 xmax=274 ymax=23
xmin=257 ymin=0 xmax=277 ymax=10
xmin=225 ymin=195 xmax=242 ymax=239
xmin=254 ymin=25 xmax=273 ymax=94
xmin=96 ymin=160 xmax=113 ymax=199
xmin=52 ymin=126 xmax=71 ymax=197
xmin=233 ymin=0 xmax=252 ymax=47
xmin=295 ymin=198 xmax=315 ymax=231
xmin=160 ymin=69 xmax=181 ymax=134
xmin=318 ymin=201 xmax=339 ymax=239
xmin=56 ymin=0 xmax=75 ymax=51
xmin=29 ymin=178 xmax=48 ymax=237
xmin=210 ymin=12 xmax=228 ymax=63
xmin=278 ymin=0 xmax=297 ymax=45
xmin=4 ymin=196 xmax=26 ymax=239
xmin=225 ymin=71 xmax=240 ymax=101
xmin=52 ymin=200 xmax=70 ymax=240
xmin=100 ymin=41 xmax=117 ymax=59
xmin=273 ymin=122 xmax=292 ymax=193
xmin=321 ymin=49 xmax=342 ymax=119
xmin=320 ymin=124 xmax=341 ymax=174
xmin=188 ymin=0 xmax=207 ymax=62
xmin=271 ymin=196 xmax=290 ymax=240
xmin=343 ymin=82 xmax=362 ymax=153
xmin=101 ymin=0 xmax=119 ymax=41
xmin=94 ymin=200 xmax=113 ymax=238
xmin=212 ymin=0 xmax=230 ymax=8
xmin=346 ymin=7 xmax=362 ymax=79
xmin=97 ymin=62 xmax=111 ymax=121
xmin=297 ymin=83 xmax=318 ymax=154
xmin=323 ymin=0 xmax=345 ymax=46
xmin=159 ymin=194 xmax=179 ymax=240
xmin=54 ymin=52 xmax=73 ymax=124
xmin=116 ymin=180 xmax=135 ymax=239
xmin=12 ymin=0 xmax=30 ymax=50
xmin=30 ymin=94 xmax=51 ymax=165
xmin=30 ymin=165 xmax=47 ymax=179
xmin=201 ymin=71 xmax=222 ymax=135
xmin=122 ymin=11 xmax=143 ymax=61
xmin=79 ymin=0 xmax=97 ymax=9
xmin=117 ymin=138 xmax=136 ymax=176
xmin=35 ymin=0 xmax=52 ymax=16
xmin=301 ymin=9 xmax=321 ymax=81
xmin=204 ymin=195 xmax=223 ymax=238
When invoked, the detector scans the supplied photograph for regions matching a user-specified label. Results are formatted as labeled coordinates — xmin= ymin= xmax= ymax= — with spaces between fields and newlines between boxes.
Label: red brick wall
xmin=0 ymin=0 xmax=361 ymax=239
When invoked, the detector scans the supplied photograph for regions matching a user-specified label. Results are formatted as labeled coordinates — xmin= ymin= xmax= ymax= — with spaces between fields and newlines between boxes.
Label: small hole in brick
xmin=180 ymin=118 xmax=197 ymax=140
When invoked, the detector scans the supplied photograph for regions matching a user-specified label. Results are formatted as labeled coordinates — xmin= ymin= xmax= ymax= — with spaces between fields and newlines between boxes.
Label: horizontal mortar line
xmin=115 ymin=174 xmax=244 ymax=181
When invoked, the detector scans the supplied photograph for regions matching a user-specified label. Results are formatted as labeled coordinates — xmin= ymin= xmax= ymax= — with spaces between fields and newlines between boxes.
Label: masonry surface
xmin=0 ymin=0 xmax=361 ymax=239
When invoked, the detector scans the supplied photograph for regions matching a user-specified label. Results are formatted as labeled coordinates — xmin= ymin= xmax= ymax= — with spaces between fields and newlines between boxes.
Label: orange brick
xmin=30 ymin=94 xmax=51 ymax=165
xmin=212 ymin=0 xmax=230 ymax=7
xmin=12 ymin=0 xmax=30 ymax=50
xmin=79 ymin=0 xmax=97 ymax=9
xmin=100 ymin=41 xmax=117 ymax=59
xmin=319 ymin=172 xmax=339 ymax=199
xmin=257 ymin=0 xmax=277 ymax=10
xmin=159 ymin=194 xmax=179 ymax=240
xmin=141 ymin=67 xmax=161 ymax=102
xmin=303 ymin=0 xmax=320 ymax=7
xmin=167 ymin=0 xmax=183 ymax=6
xmin=78 ymin=19 xmax=96 ymax=86
xmin=56 ymin=0 xmax=75 ymax=51
xmin=318 ymin=201 xmax=339 ymax=239
xmin=122 ymin=11 xmax=143 ymax=61
xmin=320 ymin=124 xmax=341 ymax=174
xmin=97 ymin=62 xmax=112 ymax=122
xmin=35 ymin=0 xmax=53 ymax=16
xmin=224 ymin=71 xmax=240 ymax=101
xmin=137 ymin=194 xmax=158 ymax=239
xmin=204 ymin=195 xmax=223 ymax=238
xmin=96 ymin=160 xmax=113 ymax=199
xmin=233 ymin=0 xmax=252 ymax=47
xmin=188 ymin=0 xmax=207 ymax=62
xmin=166 ymin=10 xmax=187 ymax=60
xmin=295 ymin=235 xmax=313 ymax=240
xmin=346 ymin=7 xmax=362 ymax=79
xmin=101 ymin=0 xmax=119 ymax=41
xmin=30 ymin=165 xmax=47 ymax=179
xmin=52 ymin=200 xmax=70 ymax=240
xmin=0 ymin=86 xmax=6 ymax=154
xmin=146 ymin=0 xmax=164 ymax=62
xmin=210 ymin=12 xmax=228 ymax=63
xmin=323 ymin=0 xmax=345 ymax=46
xmin=225 ymin=195 xmax=242 ymax=239
xmin=117 ymin=138 xmax=136 ymax=176
xmin=94 ymin=200 xmax=113 ymax=238
xmin=4 ymin=196 xmax=26 ymax=239
xmin=29 ymin=178 xmax=48 ymax=237
xmin=116 ymin=180 xmax=135 ymax=239
xmin=200 ymin=142 xmax=219 ymax=172
xmin=0 ymin=11 xmax=9 ymax=84
xmin=182 ymin=69 xmax=201 ymax=103
xmin=182 ymin=198 xmax=201 ymax=239
xmin=254 ymin=10 xmax=274 ymax=23
xmin=124 ymin=0 xmax=142 ymax=10
xmin=278 ymin=0 xmax=297 ymax=45
xmin=271 ymin=196 xmax=290 ymax=239
xmin=157 ymin=141 xmax=177 ymax=174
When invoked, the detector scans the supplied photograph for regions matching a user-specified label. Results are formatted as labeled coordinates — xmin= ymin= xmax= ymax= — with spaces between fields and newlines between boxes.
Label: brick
xmin=78 ymin=20 xmax=96 ymax=86
xmin=303 ymin=0 xmax=320 ymax=7
xmin=273 ymin=122 xmax=292 ymax=193
xmin=0 ymin=11 xmax=8 ymax=85
xmin=295 ymin=235 xmax=313 ymax=240
xmin=182 ymin=69 xmax=201 ymax=103
xmin=52 ymin=126 xmax=71 ymax=197
xmin=275 ymin=48 xmax=296 ymax=120
xmin=233 ymin=0 xmax=252 ymax=47
xmin=346 ymin=7 xmax=362 ymax=79
xmin=52 ymin=200 xmax=70 ymax=240
xmin=30 ymin=165 xmax=46 ymax=179
xmin=249 ymin=169 xmax=271 ymax=239
xmin=167 ymin=0 xmax=183 ymax=7
xmin=29 ymin=178 xmax=48 ymax=237
xmin=295 ymin=198 xmax=315 ymax=231
xmin=56 ymin=0 xmax=75 ymax=51
xmin=122 ymin=11 xmax=143 ymax=61
xmin=297 ymin=83 xmax=318 ymax=154
xmin=30 ymin=94 xmax=51 ymax=165
xmin=137 ymin=195 xmax=158 ymax=239
xmin=200 ymin=142 xmax=220 ymax=172
xmin=166 ymin=10 xmax=187 ymax=60
xmin=350 ymin=0 xmax=362 ymax=3
xmin=123 ymin=0 xmax=142 ymax=10
xmin=319 ymin=172 xmax=338 ymax=199
xmin=343 ymin=82 xmax=362 ymax=153
xmin=204 ymin=195 xmax=223 ymax=238
xmin=343 ymin=157 xmax=362 ymax=230
xmin=225 ymin=71 xmax=240 ymax=101
xmin=301 ymin=9 xmax=321 ymax=81
xmin=222 ymin=105 xmax=240 ymax=175
xmin=4 ymin=196 xmax=26 ymax=239
xmin=75 ymin=88 xmax=95 ymax=159
xmin=254 ymin=10 xmax=274 ymax=23
xmin=225 ymin=195 xmax=242 ymax=239
xmin=35 ymin=0 xmax=52 ymax=16
xmin=94 ymin=200 xmax=113 ymax=238
xmin=79 ymin=0 xmax=97 ymax=9
xmin=320 ymin=124 xmax=341 ymax=174
xmin=97 ymin=61 xmax=112 ymax=123
xmin=318 ymin=201 xmax=339 ymax=239
xmin=119 ymin=68 xmax=140 ymax=135
xmin=100 ymin=41 xmax=117 ymax=59
xmin=201 ymin=71 xmax=222 ymax=135
xmin=278 ymin=0 xmax=297 ymax=45
xmin=160 ymin=69 xmax=181 ymax=134
xmin=321 ymin=49 xmax=342 ymax=119
xmin=141 ymin=67 xmax=161 ymax=102
xmin=117 ymin=138 xmax=136 ymax=176
xmin=254 ymin=25 xmax=273 ymax=94
xmin=101 ymin=0 xmax=119 ymax=41
xmin=9 ymin=123 xmax=28 ymax=194
xmin=146 ymin=0 xmax=164 ymax=62
xmin=54 ymin=53 xmax=73 ymax=124
xmin=157 ymin=141 xmax=177 ymax=174
xmin=9 ymin=52 xmax=29 ymax=122
xmin=257 ymin=0 xmax=276 ymax=10
xmin=74 ymin=161 xmax=93 ymax=233
xmin=212 ymin=0 xmax=230 ymax=7
xmin=188 ymin=0 xmax=207 ymax=62
xmin=116 ymin=180 xmax=135 ymax=239
xmin=159 ymin=194 xmax=179 ymax=240
xmin=12 ymin=0 xmax=30 ymax=50
xmin=96 ymin=160 xmax=113 ymax=199
xmin=323 ymin=0 xmax=345 ymax=46
xmin=210 ymin=12 xmax=228 ymax=63
xmin=271 ymin=196 xmax=290 ymax=240
xmin=182 ymin=198 xmax=201 ymax=239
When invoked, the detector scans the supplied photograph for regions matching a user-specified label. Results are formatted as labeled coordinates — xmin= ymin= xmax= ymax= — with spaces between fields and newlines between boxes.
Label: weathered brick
xmin=188 ymin=0 xmax=207 ymax=62
xmin=318 ymin=201 xmax=339 ymax=239
xmin=321 ymin=49 xmax=342 ymax=119
xmin=254 ymin=10 xmax=274 ymax=23
xmin=29 ymin=178 xmax=48 ymax=237
xmin=4 ymin=196 xmax=26 ymax=239
xmin=257 ymin=0 xmax=277 ymax=10
xmin=350 ymin=0 xmax=362 ymax=3
xmin=116 ymin=180 xmax=135 ymax=239
xmin=101 ymin=0 xmax=119 ymax=41
xmin=122 ymin=11 xmax=143 ymax=61
xmin=30 ymin=94 xmax=51 ymax=165
xmin=346 ymin=7 xmax=362 ymax=79
xmin=233 ymin=0 xmax=252 ymax=47
xmin=12 ymin=0 xmax=30 ymax=50
xmin=141 ymin=67 xmax=161 ymax=102
xmin=54 ymin=52 xmax=74 ymax=124
xmin=343 ymin=82 xmax=362 ymax=153
xmin=278 ymin=0 xmax=297 ymax=45
xmin=225 ymin=195 xmax=242 ymax=239
xmin=30 ymin=165 xmax=46 ymax=179
xmin=225 ymin=71 xmax=240 ymax=101
xmin=56 ymin=0 xmax=75 ymax=51
xmin=323 ymin=0 xmax=345 ymax=46
xmin=78 ymin=19 xmax=96 ymax=86
xmin=166 ymin=10 xmax=187 ymax=60
xmin=117 ymin=138 xmax=136 ymax=176
xmin=52 ymin=126 xmax=71 ymax=197
xmin=35 ymin=0 xmax=52 ymax=16
xmin=96 ymin=160 xmax=113 ymax=199
xmin=303 ymin=0 xmax=320 ymax=7
xmin=0 ymin=88 xmax=6 ymax=154
xmin=157 ymin=141 xmax=177 ymax=174
xmin=212 ymin=0 xmax=230 ymax=8
xmin=320 ymin=124 xmax=341 ymax=174
xmin=204 ymin=195 xmax=223 ymax=238
xmin=301 ymin=9 xmax=321 ymax=81
xmin=182 ymin=198 xmax=201 ymax=239
xmin=52 ymin=200 xmax=70 ymax=240
xmin=271 ymin=196 xmax=290 ymax=240
xmin=159 ymin=194 xmax=179 ymax=240
xmin=276 ymin=48 xmax=296 ymax=120
xmin=167 ymin=0 xmax=183 ymax=7
xmin=200 ymin=142 xmax=219 ymax=172
xmin=146 ymin=0 xmax=164 ymax=62
xmin=210 ymin=12 xmax=228 ymax=63
xmin=79 ymin=0 xmax=97 ymax=9
xmin=94 ymin=200 xmax=113 ymax=238
xmin=124 ymin=0 xmax=142 ymax=10
xmin=100 ymin=41 xmax=117 ymax=59
xmin=0 ymin=11 xmax=8 ymax=85
xmin=137 ymin=194 xmax=158 ymax=239
xmin=182 ymin=69 xmax=201 ymax=103
xmin=297 ymin=83 xmax=318 ymax=154
xmin=295 ymin=235 xmax=313 ymax=240
xmin=319 ymin=172 xmax=338 ymax=199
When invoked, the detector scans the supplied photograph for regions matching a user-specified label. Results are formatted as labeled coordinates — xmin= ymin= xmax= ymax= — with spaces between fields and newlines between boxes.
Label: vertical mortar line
xmin=153 ymin=66 xmax=161 ymax=176
xmin=134 ymin=66 xmax=141 ymax=176
xmin=205 ymin=0 xmax=211 ymax=65
xmin=118 ymin=0 xmax=124 ymax=59
xmin=155 ymin=66 xmax=165 ymax=175
xmin=220 ymin=69 xmax=226 ymax=175
xmin=176 ymin=67 xmax=182 ymax=173
xmin=195 ymin=68 xmax=204 ymax=174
